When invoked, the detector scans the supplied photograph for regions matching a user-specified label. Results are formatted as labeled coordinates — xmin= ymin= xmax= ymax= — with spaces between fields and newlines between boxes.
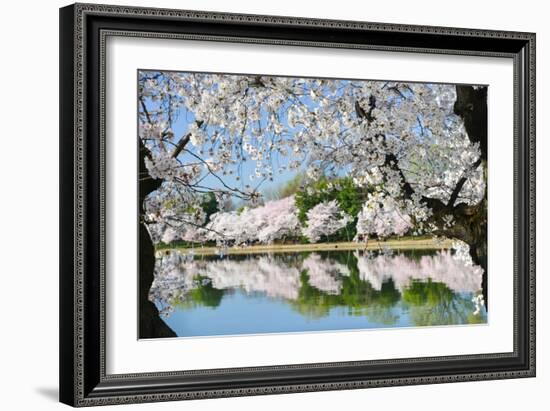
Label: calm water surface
xmin=149 ymin=249 xmax=487 ymax=337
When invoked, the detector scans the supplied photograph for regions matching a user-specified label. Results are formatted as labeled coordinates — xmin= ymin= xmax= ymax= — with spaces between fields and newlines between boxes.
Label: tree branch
xmin=139 ymin=96 xmax=153 ymax=125
xmin=447 ymin=158 xmax=482 ymax=208
xmin=171 ymin=120 xmax=203 ymax=159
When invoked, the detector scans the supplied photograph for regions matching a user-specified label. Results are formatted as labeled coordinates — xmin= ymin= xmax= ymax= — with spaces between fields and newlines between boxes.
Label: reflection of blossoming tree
xmin=354 ymin=250 xmax=483 ymax=293
xmin=150 ymin=250 xmax=486 ymax=327
xmin=138 ymin=72 xmax=488 ymax=335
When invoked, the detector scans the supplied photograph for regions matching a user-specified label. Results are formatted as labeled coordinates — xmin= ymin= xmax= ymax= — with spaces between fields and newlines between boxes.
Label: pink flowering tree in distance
xmin=138 ymin=71 xmax=487 ymax=336
xmin=202 ymin=196 xmax=300 ymax=246
xmin=302 ymin=200 xmax=352 ymax=243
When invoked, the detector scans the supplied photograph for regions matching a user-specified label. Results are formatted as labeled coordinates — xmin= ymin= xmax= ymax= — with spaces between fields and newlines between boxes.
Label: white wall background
xmin=0 ymin=0 xmax=545 ymax=409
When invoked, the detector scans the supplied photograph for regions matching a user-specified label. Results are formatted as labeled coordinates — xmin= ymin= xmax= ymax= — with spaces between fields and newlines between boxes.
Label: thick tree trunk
xmin=469 ymin=235 xmax=488 ymax=309
xmin=138 ymin=139 xmax=176 ymax=338
xmin=458 ymin=202 xmax=488 ymax=307
xmin=454 ymin=85 xmax=488 ymax=161
xmin=432 ymin=199 xmax=488 ymax=307
xmin=422 ymin=85 xmax=489 ymax=308
xmin=454 ymin=85 xmax=488 ymax=308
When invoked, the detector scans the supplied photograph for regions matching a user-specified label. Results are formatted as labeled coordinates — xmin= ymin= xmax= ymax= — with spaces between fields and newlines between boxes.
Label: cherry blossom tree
xmin=203 ymin=195 xmax=300 ymax=245
xmin=254 ymin=196 xmax=301 ymax=243
xmin=302 ymin=200 xmax=352 ymax=242
xmin=144 ymin=181 xmax=208 ymax=244
xmin=138 ymin=71 xmax=489 ymax=326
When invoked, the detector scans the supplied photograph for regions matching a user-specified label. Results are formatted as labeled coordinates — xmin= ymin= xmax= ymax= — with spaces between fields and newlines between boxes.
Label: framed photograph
xmin=59 ymin=3 xmax=536 ymax=407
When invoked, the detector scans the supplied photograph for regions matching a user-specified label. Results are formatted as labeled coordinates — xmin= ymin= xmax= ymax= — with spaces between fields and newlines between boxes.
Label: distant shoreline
xmin=155 ymin=237 xmax=453 ymax=256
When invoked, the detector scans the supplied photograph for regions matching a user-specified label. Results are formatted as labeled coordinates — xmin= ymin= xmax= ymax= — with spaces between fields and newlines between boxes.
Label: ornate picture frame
xmin=59 ymin=3 xmax=535 ymax=407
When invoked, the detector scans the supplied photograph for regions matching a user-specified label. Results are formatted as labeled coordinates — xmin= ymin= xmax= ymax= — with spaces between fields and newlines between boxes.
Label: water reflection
xmin=149 ymin=249 xmax=487 ymax=337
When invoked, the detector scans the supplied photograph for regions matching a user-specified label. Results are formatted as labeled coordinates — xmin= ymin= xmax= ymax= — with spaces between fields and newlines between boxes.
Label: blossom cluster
xmin=355 ymin=193 xmax=412 ymax=240
xmin=301 ymin=200 xmax=352 ymax=242
xmin=204 ymin=196 xmax=301 ymax=245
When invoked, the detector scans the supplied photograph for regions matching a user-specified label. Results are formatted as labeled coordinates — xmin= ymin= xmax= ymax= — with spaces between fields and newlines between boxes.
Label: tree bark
xmin=138 ymin=139 xmax=176 ymax=338
xmin=454 ymin=85 xmax=488 ymax=307
xmin=454 ymin=85 xmax=488 ymax=162
xmin=449 ymin=201 xmax=488 ymax=306
xmin=419 ymin=86 xmax=488 ymax=306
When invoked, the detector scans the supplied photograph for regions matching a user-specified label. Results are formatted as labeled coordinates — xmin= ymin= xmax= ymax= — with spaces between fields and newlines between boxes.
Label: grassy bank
xmin=155 ymin=236 xmax=453 ymax=256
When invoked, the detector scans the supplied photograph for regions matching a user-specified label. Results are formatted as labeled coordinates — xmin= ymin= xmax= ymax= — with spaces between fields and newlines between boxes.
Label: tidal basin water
xmin=149 ymin=249 xmax=487 ymax=337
